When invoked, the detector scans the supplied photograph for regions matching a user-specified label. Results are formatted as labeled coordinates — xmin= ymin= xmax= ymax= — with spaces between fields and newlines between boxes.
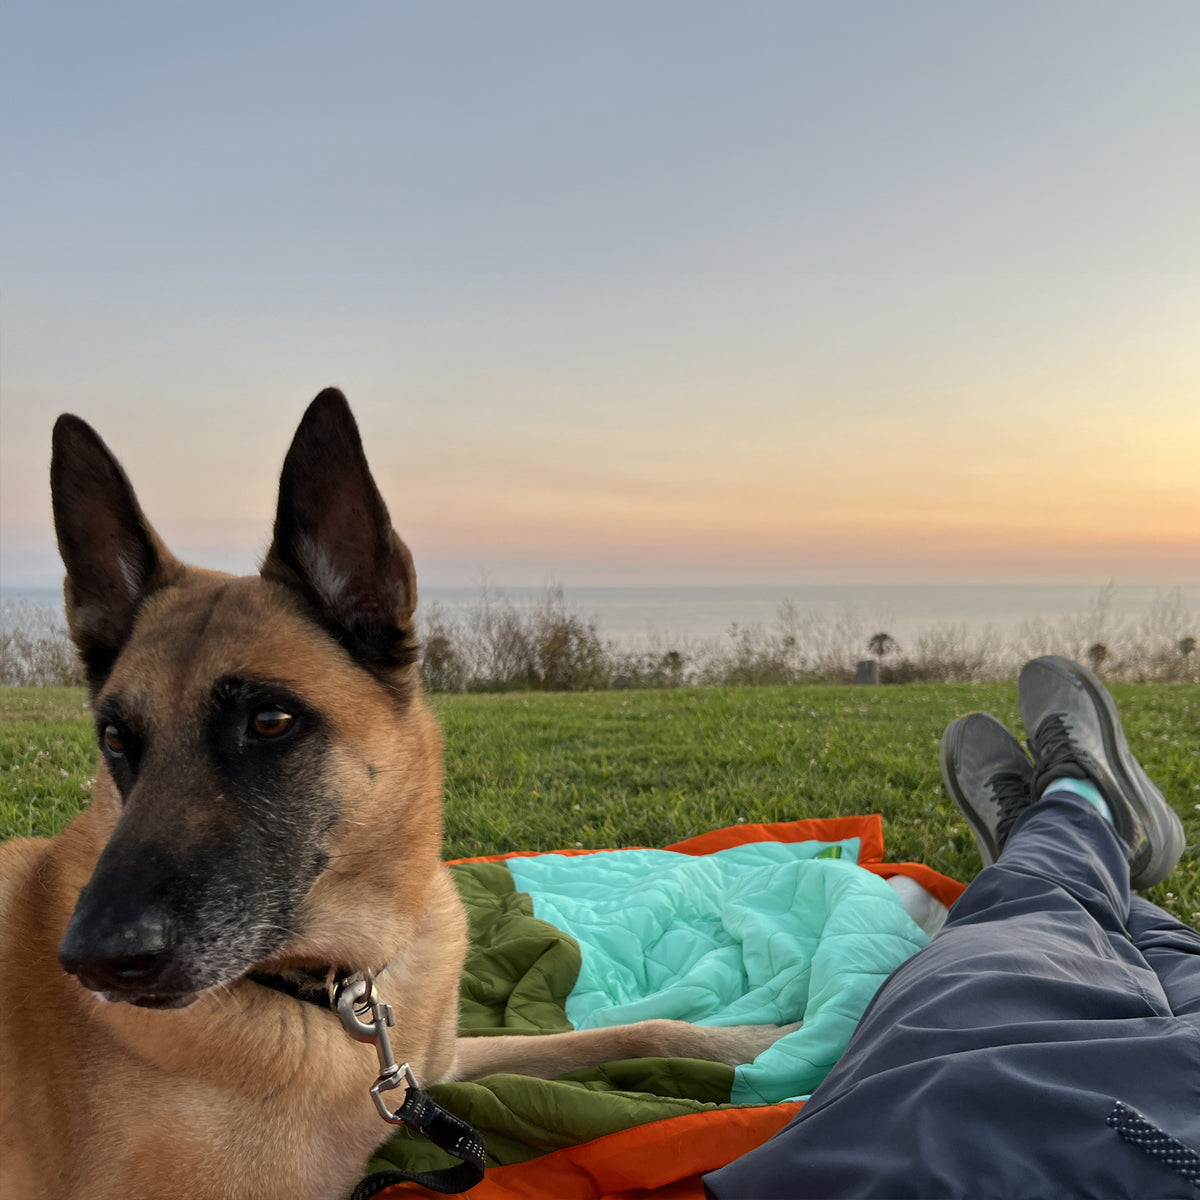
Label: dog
xmin=0 ymin=390 xmax=793 ymax=1200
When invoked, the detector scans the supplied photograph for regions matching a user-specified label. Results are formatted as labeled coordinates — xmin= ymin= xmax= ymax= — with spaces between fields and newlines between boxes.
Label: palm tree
xmin=868 ymin=632 xmax=897 ymax=660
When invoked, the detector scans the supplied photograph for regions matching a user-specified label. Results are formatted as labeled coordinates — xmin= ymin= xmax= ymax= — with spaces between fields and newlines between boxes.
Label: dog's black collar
xmin=248 ymin=967 xmax=338 ymax=1010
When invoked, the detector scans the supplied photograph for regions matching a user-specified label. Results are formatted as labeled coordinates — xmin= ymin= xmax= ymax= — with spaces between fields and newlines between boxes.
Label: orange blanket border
xmin=447 ymin=813 xmax=882 ymax=867
xmin=446 ymin=814 xmax=965 ymax=909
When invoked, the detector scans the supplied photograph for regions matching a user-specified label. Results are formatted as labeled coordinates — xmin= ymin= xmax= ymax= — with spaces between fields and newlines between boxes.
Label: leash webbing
xmin=350 ymin=1083 xmax=487 ymax=1196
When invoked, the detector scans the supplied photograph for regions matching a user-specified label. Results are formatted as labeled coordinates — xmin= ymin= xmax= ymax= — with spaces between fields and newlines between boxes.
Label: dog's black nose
xmin=58 ymin=915 xmax=174 ymax=995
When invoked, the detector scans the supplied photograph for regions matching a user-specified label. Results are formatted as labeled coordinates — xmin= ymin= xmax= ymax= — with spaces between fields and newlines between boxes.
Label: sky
xmin=2 ymin=1 xmax=1198 ymax=589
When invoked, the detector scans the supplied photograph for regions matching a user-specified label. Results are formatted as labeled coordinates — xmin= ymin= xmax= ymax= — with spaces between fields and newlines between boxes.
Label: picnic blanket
xmin=364 ymin=815 xmax=964 ymax=1199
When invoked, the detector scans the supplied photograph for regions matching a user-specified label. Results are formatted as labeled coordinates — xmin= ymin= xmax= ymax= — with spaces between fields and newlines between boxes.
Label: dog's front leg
xmin=448 ymin=1019 xmax=800 ymax=1081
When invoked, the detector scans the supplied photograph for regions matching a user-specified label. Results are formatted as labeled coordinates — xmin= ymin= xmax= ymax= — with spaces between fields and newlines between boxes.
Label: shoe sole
xmin=939 ymin=713 xmax=1012 ymax=868
xmin=1021 ymin=655 xmax=1185 ymax=888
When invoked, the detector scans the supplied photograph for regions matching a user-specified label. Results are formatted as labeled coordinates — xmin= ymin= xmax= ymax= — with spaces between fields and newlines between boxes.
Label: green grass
xmin=0 ymin=687 xmax=100 ymax=843
xmin=3 ymin=682 xmax=1197 ymax=926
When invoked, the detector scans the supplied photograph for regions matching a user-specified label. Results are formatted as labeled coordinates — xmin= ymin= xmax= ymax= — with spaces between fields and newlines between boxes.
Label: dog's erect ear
xmin=261 ymin=389 xmax=418 ymax=673
xmin=51 ymin=415 xmax=185 ymax=692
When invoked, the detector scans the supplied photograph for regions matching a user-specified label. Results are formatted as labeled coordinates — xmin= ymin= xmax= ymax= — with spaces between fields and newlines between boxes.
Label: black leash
xmin=252 ymin=968 xmax=486 ymax=1196
xmin=350 ymin=1084 xmax=484 ymax=1195
xmin=350 ymin=1083 xmax=486 ymax=1197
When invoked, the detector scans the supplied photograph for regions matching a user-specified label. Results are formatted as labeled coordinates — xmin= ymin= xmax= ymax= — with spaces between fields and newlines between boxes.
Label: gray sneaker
xmin=1018 ymin=655 xmax=1185 ymax=889
xmin=940 ymin=713 xmax=1034 ymax=868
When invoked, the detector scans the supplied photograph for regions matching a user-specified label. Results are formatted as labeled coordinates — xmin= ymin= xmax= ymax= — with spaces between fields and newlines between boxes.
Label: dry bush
xmin=0 ymin=602 xmax=84 ymax=687
xmin=882 ymin=626 xmax=1009 ymax=684
xmin=608 ymin=645 xmax=691 ymax=690
xmin=693 ymin=624 xmax=798 ymax=687
xmin=418 ymin=585 xmax=609 ymax=692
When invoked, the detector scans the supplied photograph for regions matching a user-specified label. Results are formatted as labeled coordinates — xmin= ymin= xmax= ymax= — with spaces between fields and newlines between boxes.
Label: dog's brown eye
xmin=102 ymin=724 xmax=126 ymax=755
xmin=250 ymin=710 xmax=294 ymax=739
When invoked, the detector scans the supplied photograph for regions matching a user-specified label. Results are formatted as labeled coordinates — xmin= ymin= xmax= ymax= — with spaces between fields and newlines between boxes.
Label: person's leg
xmin=946 ymin=665 xmax=1198 ymax=1019
xmin=1019 ymin=655 xmax=1200 ymax=1018
xmin=940 ymin=709 xmax=1135 ymax=941
xmin=934 ymin=710 xmax=1162 ymax=1009
xmin=705 ymin=661 xmax=1196 ymax=1199
xmin=780 ymin=787 xmax=1176 ymax=1095
xmin=1127 ymin=895 xmax=1200 ymax=1019
xmin=937 ymin=789 xmax=1171 ymax=1017
xmin=706 ymin=785 xmax=1199 ymax=1198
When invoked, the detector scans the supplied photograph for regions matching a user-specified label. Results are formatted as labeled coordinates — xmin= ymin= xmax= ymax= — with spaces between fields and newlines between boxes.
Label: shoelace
xmin=1030 ymin=712 xmax=1084 ymax=792
xmin=990 ymin=768 xmax=1034 ymax=848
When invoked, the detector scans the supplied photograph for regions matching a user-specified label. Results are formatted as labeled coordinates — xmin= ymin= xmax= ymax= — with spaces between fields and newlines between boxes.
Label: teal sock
xmin=1042 ymin=776 xmax=1113 ymax=825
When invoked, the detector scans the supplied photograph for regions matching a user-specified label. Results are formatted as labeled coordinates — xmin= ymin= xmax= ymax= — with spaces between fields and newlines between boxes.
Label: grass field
xmin=2 ymin=682 xmax=1197 ymax=927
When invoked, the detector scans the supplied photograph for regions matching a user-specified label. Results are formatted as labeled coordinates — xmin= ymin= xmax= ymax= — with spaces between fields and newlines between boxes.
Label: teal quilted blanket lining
xmin=508 ymin=838 xmax=930 ymax=1103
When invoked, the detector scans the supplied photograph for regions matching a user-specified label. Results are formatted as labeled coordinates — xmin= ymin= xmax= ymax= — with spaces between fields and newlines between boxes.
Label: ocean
xmin=5 ymin=582 xmax=1195 ymax=651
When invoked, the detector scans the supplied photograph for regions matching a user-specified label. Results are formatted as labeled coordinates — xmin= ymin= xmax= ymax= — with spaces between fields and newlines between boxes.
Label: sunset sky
xmin=2 ymin=2 xmax=1198 ymax=588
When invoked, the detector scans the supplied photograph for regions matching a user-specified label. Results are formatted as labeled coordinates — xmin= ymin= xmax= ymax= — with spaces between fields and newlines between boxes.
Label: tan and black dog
xmin=0 ymin=390 xmax=791 ymax=1200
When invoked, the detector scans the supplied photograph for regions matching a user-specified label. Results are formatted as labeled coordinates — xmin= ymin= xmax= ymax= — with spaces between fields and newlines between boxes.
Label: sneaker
xmin=1018 ymin=655 xmax=1185 ymax=888
xmin=940 ymin=713 xmax=1034 ymax=868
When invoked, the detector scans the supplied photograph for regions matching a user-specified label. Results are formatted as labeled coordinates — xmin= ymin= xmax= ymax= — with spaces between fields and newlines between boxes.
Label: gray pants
xmin=705 ymin=791 xmax=1200 ymax=1199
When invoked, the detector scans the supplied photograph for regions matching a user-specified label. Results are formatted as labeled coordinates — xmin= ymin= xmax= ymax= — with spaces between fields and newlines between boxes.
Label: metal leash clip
xmin=334 ymin=968 xmax=418 ymax=1125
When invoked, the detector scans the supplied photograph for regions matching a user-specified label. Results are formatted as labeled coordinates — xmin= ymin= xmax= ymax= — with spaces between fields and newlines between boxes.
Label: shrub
xmin=0 ymin=602 xmax=84 ymax=687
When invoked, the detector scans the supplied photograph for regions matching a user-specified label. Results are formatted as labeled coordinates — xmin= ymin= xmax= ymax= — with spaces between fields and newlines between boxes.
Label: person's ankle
xmin=1040 ymin=776 xmax=1113 ymax=825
